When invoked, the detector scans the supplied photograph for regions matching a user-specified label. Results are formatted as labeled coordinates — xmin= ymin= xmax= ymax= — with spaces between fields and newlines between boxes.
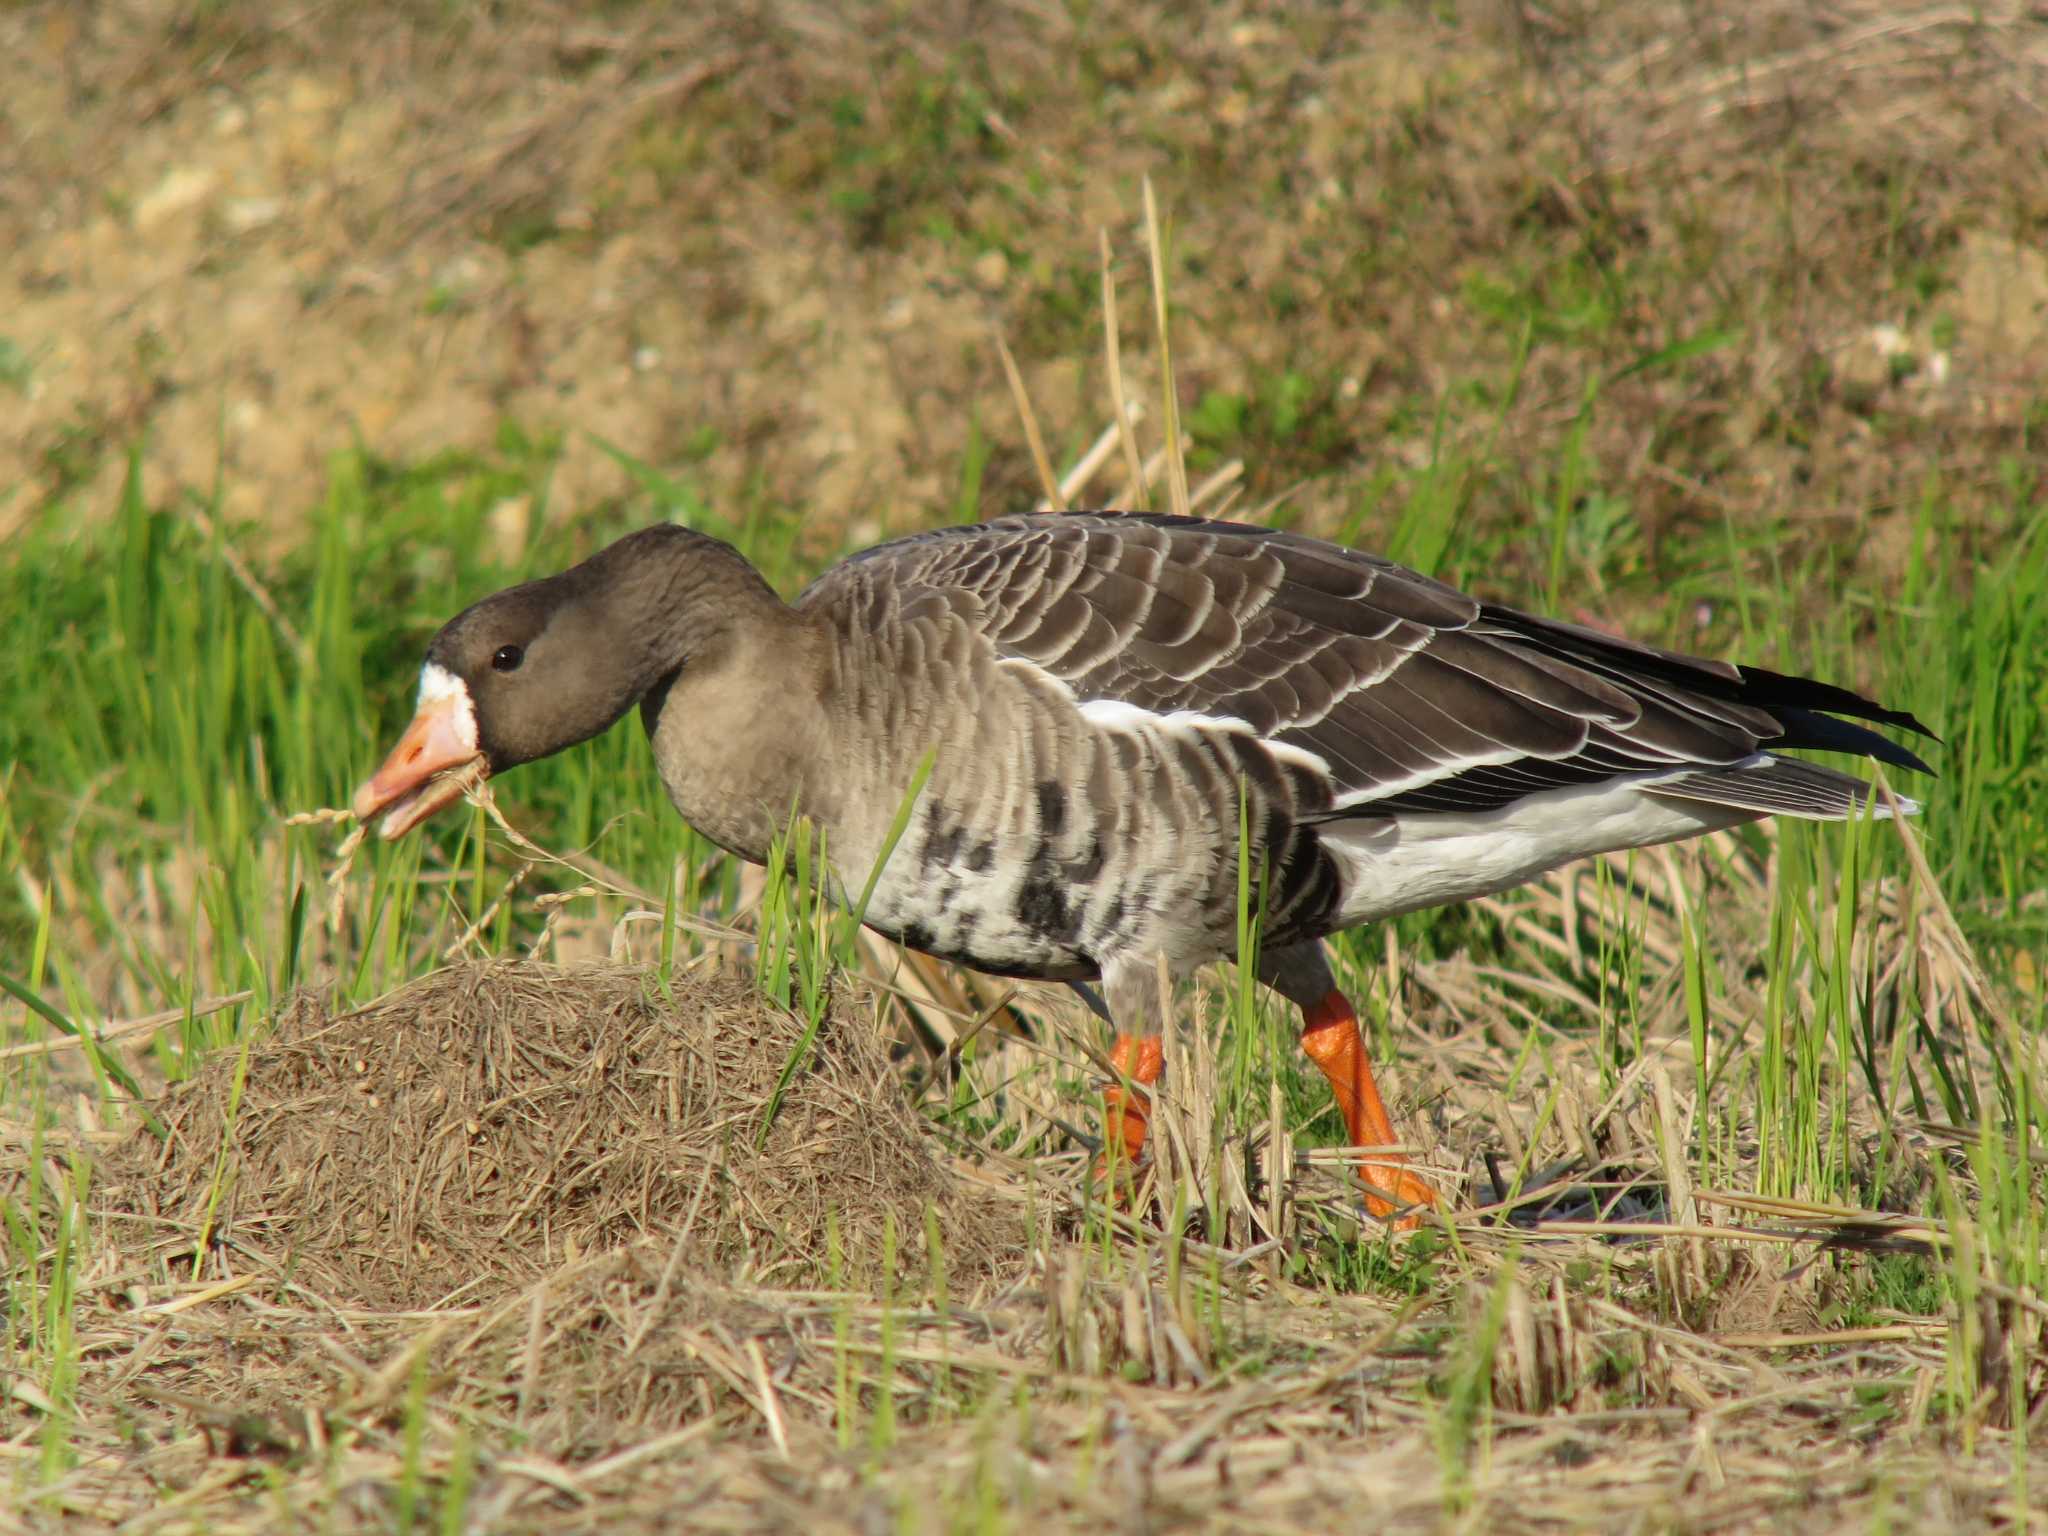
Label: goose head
xmin=352 ymin=523 xmax=779 ymax=839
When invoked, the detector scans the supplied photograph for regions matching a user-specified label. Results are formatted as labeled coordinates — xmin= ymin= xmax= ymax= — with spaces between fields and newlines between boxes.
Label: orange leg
xmin=1299 ymin=989 xmax=1438 ymax=1227
xmin=1098 ymin=1033 xmax=1165 ymax=1179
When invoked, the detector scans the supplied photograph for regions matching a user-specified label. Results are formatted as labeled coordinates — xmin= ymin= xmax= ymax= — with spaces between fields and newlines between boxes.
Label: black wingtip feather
xmin=1486 ymin=609 xmax=1936 ymax=744
xmin=1768 ymin=707 xmax=1938 ymax=777
xmin=1733 ymin=663 xmax=1939 ymax=744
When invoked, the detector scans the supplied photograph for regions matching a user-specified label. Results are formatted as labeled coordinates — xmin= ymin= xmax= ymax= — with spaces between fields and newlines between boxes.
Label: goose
xmin=354 ymin=512 xmax=1932 ymax=1222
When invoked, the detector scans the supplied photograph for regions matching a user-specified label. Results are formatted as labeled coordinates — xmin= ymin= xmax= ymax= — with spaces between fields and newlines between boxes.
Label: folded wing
xmin=802 ymin=512 xmax=1933 ymax=823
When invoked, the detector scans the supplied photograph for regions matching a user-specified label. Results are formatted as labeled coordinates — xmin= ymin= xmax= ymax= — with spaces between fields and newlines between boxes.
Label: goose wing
xmin=800 ymin=512 xmax=1932 ymax=820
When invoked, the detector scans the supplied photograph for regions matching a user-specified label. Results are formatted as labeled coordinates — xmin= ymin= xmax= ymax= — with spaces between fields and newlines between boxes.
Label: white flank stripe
xmin=1076 ymin=696 xmax=1333 ymax=781
xmin=1076 ymin=697 xmax=1159 ymax=733
xmin=1264 ymin=738 xmax=1333 ymax=779
xmin=1078 ymin=697 xmax=1258 ymax=745
xmin=1327 ymin=745 xmax=1528 ymax=811
xmin=1159 ymin=708 xmax=1253 ymax=738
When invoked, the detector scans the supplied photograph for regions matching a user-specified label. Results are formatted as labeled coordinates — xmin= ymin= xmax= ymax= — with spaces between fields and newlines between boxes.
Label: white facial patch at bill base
xmin=351 ymin=659 xmax=490 ymax=838
xmin=418 ymin=661 xmax=480 ymax=754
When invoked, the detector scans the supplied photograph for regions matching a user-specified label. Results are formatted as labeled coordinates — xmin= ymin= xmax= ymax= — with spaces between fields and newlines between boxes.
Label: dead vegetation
xmin=99 ymin=963 xmax=1018 ymax=1309
xmin=57 ymin=966 xmax=1039 ymax=1502
xmin=7 ymin=813 xmax=2030 ymax=1531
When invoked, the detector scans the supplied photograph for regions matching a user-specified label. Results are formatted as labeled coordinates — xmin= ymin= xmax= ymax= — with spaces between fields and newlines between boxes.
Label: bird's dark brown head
xmin=353 ymin=523 xmax=778 ymax=839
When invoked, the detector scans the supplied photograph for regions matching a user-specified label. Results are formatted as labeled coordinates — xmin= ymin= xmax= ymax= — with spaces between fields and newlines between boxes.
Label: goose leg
xmin=1260 ymin=943 xmax=1438 ymax=1226
xmin=1101 ymin=1033 xmax=1165 ymax=1170
xmin=1078 ymin=965 xmax=1167 ymax=1183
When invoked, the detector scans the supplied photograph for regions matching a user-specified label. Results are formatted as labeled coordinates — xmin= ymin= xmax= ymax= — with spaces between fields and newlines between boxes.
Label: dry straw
xmin=99 ymin=962 xmax=1019 ymax=1309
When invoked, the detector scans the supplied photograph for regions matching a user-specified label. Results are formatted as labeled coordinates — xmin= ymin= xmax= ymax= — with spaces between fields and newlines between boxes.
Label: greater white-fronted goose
xmin=355 ymin=513 xmax=1931 ymax=1221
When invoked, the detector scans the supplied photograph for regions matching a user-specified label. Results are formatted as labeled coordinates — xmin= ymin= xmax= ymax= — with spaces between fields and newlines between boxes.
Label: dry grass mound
xmin=100 ymin=961 xmax=1019 ymax=1310
xmin=57 ymin=963 xmax=1044 ymax=1496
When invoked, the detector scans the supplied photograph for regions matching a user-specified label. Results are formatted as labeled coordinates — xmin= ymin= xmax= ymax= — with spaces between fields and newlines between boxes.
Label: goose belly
xmin=857 ymin=785 xmax=1225 ymax=981
xmin=850 ymin=697 xmax=1332 ymax=982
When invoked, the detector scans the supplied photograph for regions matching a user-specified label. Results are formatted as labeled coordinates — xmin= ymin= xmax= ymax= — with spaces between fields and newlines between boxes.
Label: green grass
xmin=6 ymin=393 xmax=2044 ymax=1139
xmin=0 ymin=441 xmax=729 ymax=1018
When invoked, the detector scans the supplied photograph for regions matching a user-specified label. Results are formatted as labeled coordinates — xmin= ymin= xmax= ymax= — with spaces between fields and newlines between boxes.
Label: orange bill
xmin=352 ymin=675 xmax=487 ymax=839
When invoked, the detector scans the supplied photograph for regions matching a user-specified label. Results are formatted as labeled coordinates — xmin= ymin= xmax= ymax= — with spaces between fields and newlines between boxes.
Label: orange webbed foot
xmin=1299 ymin=989 xmax=1439 ymax=1232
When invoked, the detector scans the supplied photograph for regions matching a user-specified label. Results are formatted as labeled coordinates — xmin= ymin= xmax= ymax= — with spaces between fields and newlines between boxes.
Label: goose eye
xmin=492 ymin=645 xmax=524 ymax=673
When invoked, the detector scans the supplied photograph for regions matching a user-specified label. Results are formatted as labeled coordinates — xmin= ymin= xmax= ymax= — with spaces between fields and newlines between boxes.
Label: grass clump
xmin=100 ymin=961 xmax=1015 ymax=1306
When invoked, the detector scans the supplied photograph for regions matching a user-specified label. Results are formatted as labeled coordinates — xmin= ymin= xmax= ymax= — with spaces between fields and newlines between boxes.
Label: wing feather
xmin=799 ymin=512 xmax=1933 ymax=818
